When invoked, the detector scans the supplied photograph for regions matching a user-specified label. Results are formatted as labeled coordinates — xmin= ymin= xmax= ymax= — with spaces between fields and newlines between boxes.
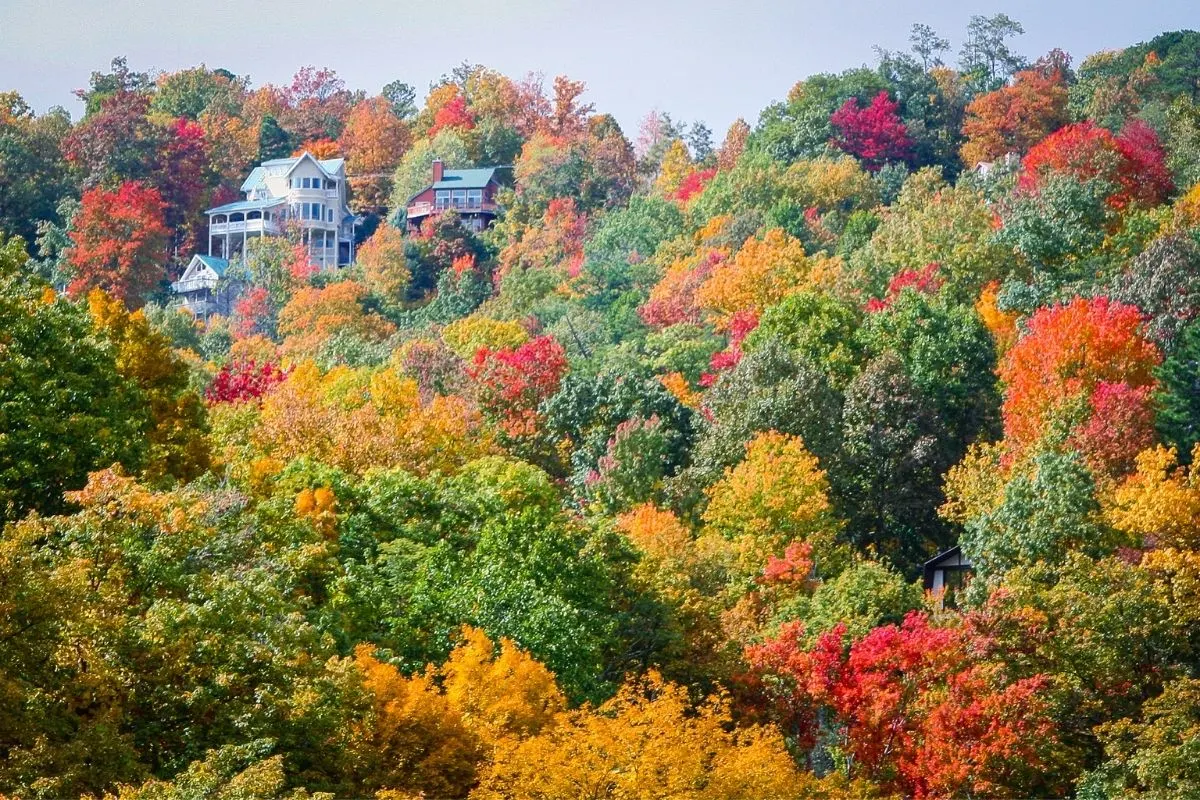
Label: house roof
xmin=922 ymin=545 xmax=967 ymax=569
xmin=206 ymin=198 xmax=286 ymax=215
xmin=240 ymin=167 xmax=267 ymax=193
xmin=260 ymin=153 xmax=346 ymax=178
xmin=433 ymin=167 xmax=498 ymax=190
xmin=193 ymin=254 xmax=230 ymax=276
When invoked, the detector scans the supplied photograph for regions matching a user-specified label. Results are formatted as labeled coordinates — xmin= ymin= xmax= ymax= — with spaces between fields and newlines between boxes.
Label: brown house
xmin=405 ymin=160 xmax=502 ymax=233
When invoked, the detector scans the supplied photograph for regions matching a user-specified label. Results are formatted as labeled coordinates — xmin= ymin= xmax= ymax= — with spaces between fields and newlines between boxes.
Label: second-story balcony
xmin=209 ymin=216 xmax=282 ymax=236
xmin=407 ymin=200 xmax=499 ymax=218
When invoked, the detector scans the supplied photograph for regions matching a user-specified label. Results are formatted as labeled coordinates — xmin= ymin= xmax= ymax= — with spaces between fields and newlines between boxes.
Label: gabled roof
xmin=260 ymin=152 xmax=346 ymax=179
xmin=433 ymin=167 xmax=498 ymax=190
xmin=206 ymin=198 xmax=286 ymax=215
xmin=193 ymin=254 xmax=230 ymax=276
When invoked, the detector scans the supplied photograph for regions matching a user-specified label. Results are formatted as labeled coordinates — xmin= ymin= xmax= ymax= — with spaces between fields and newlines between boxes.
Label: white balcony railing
xmin=209 ymin=218 xmax=281 ymax=235
xmin=407 ymin=200 xmax=498 ymax=218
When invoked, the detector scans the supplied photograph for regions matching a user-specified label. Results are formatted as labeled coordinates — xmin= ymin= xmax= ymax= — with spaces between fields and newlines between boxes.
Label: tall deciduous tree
xmin=960 ymin=68 xmax=1069 ymax=167
xmin=830 ymin=90 xmax=914 ymax=171
xmin=67 ymin=181 xmax=170 ymax=306
xmin=0 ymin=238 xmax=146 ymax=523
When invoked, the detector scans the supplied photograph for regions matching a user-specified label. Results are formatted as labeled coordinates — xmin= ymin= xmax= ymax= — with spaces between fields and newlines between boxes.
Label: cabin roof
xmin=193 ymin=254 xmax=230 ymax=276
xmin=923 ymin=545 xmax=964 ymax=569
xmin=432 ymin=167 xmax=498 ymax=190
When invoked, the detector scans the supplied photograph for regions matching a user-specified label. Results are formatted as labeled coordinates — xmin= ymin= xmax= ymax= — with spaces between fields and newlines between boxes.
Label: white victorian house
xmin=206 ymin=152 xmax=357 ymax=269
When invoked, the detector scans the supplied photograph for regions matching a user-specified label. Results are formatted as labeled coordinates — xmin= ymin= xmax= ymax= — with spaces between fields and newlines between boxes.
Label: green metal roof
xmin=195 ymin=255 xmax=230 ymax=276
xmin=432 ymin=167 xmax=498 ymax=190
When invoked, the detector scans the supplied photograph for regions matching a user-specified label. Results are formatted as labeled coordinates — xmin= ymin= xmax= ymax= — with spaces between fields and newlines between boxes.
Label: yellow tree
xmin=696 ymin=230 xmax=831 ymax=327
xmin=703 ymin=431 xmax=843 ymax=574
xmin=442 ymin=316 xmax=530 ymax=360
xmin=356 ymin=223 xmax=410 ymax=306
xmin=440 ymin=626 xmax=566 ymax=748
xmin=1106 ymin=445 xmax=1200 ymax=550
xmin=655 ymin=139 xmax=693 ymax=197
xmin=472 ymin=672 xmax=855 ymax=800
xmin=88 ymin=289 xmax=212 ymax=484
xmin=276 ymin=280 xmax=397 ymax=362
xmin=352 ymin=645 xmax=483 ymax=798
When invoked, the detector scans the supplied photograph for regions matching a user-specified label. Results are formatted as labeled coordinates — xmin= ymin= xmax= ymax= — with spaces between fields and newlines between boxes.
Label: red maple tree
xmin=205 ymin=359 xmax=288 ymax=404
xmin=67 ymin=181 xmax=170 ymax=307
xmin=830 ymin=91 xmax=913 ymax=171
xmin=744 ymin=613 xmax=1056 ymax=798
xmin=470 ymin=335 xmax=568 ymax=436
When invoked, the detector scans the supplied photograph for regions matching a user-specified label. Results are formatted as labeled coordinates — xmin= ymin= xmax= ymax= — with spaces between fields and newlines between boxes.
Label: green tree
xmin=961 ymin=449 xmax=1123 ymax=578
xmin=0 ymin=239 xmax=147 ymax=524
xmin=834 ymin=353 xmax=955 ymax=573
xmin=1156 ymin=317 xmax=1200 ymax=462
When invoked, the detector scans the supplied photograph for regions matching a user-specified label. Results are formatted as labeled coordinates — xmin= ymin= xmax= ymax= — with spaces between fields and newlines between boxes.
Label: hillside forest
xmin=5 ymin=14 xmax=1200 ymax=799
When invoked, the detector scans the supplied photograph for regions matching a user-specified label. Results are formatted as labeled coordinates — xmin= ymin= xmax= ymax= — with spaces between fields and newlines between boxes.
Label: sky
xmin=0 ymin=0 xmax=1197 ymax=135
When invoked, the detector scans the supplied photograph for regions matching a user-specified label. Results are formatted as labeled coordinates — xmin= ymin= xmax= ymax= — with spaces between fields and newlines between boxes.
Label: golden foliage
xmin=473 ymin=671 xmax=843 ymax=800
xmin=442 ymin=316 xmax=529 ymax=360
xmin=660 ymin=371 xmax=701 ymax=407
xmin=1106 ymin=445 xmax=1200 ymax=550
xmin=87 ymin=289 xmax=212 ymax=483
xmin=976 ymin=280 xmax=1019 ymax=356
xmin=655 ymin=139 xmax=693 ymax=197
xmin=696 ymin=230 xmax=830 ymax=326
xmin=703 ymin=431 xmax=840 ymax=569
xmin=440 ymin=626 xmax=566 ymax=747
xmin=353 ymin=645 xmax=482 ymax=799
xmin=255 ymin=361 xmax=493 ymax=476
xmin=277 ymin=281 xmax=397 ymax=362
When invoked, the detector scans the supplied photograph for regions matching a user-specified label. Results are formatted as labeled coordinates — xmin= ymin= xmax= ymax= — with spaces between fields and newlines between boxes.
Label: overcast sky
xmin=1 ymin=0 xmax=1196 ymax=135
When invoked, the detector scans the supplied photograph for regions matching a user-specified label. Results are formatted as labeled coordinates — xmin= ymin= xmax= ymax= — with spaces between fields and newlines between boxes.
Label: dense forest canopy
xmin=4 ymin=14 xmax=1200 ymax=799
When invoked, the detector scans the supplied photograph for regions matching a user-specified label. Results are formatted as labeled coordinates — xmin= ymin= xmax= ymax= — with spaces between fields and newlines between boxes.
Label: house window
xmin=452 ymin=189 xmax=466 ymax=208
xmin=435 ymin=190 xmax=450 ymax=210
xmin=467 ymin=189 xmax=483 ymax=208
xmin=326 ymin=179 xmax=336 ymax=190
xmin=291 ymin=178 xmax=301 ymax=189
xmin=326 ymin=208 xmax=333 ymax=222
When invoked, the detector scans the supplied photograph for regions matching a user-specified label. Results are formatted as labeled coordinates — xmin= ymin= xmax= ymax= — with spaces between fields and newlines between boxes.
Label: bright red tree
xmin=205 ymin=359 xmax=288 ymax=404
xmin=430 ymin=93 xmax=476 ymax=136
xmin=744 ymin=613 xmax=1056 ymax=799
xmin=672 ymin=167 xmax=717 ymax=202
xmin=1019 ymin=120 xmax=1173 ymax=209
xmin=67 ymin=181 xmax=169 ymax=307
xmin=469 ymin=335 xmax=569 ymax=436
xmin=830 ymin=91 xmax=913 ymax=171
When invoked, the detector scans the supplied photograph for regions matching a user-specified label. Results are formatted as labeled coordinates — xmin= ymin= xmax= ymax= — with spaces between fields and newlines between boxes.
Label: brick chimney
xmin=432 ymin=159 xmax=444 ymax=183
